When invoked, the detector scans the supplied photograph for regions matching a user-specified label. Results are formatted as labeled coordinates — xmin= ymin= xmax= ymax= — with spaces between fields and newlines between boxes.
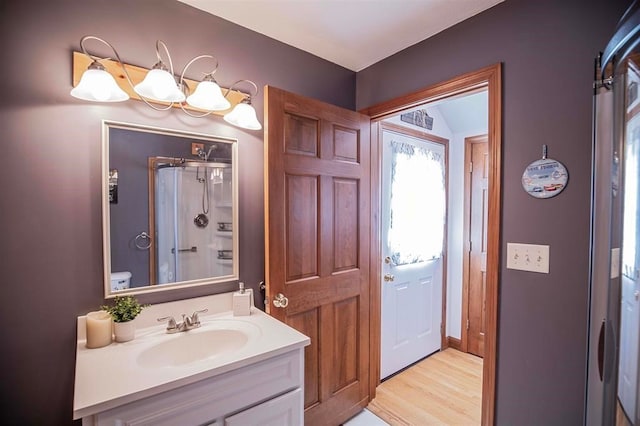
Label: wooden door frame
xmin=461 ymin=134 xmax=489 ymax=354
xmin=361 ymin=63 xmax=502 ymax=426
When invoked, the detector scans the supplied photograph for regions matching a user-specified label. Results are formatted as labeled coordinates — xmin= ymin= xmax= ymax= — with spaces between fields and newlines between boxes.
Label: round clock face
xmin=521 ymin=158 xmax=568 ymax=199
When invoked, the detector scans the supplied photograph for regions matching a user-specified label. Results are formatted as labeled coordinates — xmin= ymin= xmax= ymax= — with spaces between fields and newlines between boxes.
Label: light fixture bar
xmin=72 ymin=51 xmax=248 ymax=116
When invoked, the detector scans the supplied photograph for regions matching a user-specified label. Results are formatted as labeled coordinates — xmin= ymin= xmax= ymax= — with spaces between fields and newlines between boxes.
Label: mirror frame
xmin=101 ymin=120 xmax=239 ymax=298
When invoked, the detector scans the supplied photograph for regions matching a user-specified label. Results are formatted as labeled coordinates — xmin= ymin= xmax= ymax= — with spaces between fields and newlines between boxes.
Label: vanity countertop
xmin=73 ymin=294 xmax=309 ymax=420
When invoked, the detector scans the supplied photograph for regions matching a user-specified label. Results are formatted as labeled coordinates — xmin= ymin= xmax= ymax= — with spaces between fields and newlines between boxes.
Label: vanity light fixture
xmin=71 ymin=35 xmax=262 ymax=130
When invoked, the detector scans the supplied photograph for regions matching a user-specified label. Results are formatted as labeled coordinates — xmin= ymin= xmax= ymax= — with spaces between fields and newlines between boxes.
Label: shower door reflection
xmin=618 ymin=53 xmax=640 ymax=425
xmin=152 ymin=159 xmax=233 ymax=285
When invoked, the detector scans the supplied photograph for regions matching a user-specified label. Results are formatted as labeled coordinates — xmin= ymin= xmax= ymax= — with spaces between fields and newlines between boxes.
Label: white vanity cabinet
xmin=82 ymin=349 xmax=304 ymax=426
xmin=224 ymin=388 xmax=302 ymax=425
xmin=74 ymin=295 xmax=310 ymax=426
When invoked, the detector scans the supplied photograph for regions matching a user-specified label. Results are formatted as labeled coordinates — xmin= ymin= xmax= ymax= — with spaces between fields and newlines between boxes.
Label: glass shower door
xmin=588 ymin=4 xmax=640 ymax=423
xmin=153 ymin=162 xmax=234 ymax=285
xmin=155 ymin=167 xmax=179 ymax=284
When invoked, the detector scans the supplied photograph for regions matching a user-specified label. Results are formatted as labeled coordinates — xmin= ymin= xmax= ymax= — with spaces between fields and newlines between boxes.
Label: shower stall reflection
xmin=151 ymin=158 xmax=233 ymax=284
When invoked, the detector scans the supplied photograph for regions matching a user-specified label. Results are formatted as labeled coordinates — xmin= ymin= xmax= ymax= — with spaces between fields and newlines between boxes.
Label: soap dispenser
xmin=233 ymin=282 xmax=252 ymax=316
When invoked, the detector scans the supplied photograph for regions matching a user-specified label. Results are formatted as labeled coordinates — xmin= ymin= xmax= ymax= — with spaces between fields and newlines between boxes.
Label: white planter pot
xmin=113 ymin=320 xmax=136 ymax=343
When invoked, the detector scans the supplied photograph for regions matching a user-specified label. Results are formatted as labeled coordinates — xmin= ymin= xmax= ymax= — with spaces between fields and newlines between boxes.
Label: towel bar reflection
xmin=134 ymin=232 xmax=152 ymax=250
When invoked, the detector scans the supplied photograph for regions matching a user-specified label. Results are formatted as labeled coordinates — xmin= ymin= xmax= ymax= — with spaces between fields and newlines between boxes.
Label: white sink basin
xmin=137 ymin=327 xmax=250 ymax=368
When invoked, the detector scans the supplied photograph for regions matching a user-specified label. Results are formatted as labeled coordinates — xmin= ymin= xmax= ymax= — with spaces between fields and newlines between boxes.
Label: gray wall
xmin=357 ymin=0 xmax=629 ymax=424
xmin=0 ymin=1 xmax=354 ymax=423
xmin=1 ymin=0 xmax=633 ymax=423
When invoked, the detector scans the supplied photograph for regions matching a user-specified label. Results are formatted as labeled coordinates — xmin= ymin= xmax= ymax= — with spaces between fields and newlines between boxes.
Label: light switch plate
xmin=506 ymin=243 xmax=550 ymax=273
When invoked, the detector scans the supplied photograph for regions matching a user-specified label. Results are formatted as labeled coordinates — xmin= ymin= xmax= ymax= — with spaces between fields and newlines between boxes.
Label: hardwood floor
xmin=367 ymin=348 xmax=483 ymax=425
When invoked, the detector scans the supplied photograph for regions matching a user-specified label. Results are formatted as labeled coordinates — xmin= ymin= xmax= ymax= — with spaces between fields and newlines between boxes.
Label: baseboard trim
xmin=447 ymin=336 xmax=462 ymax=351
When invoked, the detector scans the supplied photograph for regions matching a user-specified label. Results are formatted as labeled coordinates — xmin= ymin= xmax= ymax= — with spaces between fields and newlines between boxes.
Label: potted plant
xmin=101 ymin=295 xmax=148 ymax=342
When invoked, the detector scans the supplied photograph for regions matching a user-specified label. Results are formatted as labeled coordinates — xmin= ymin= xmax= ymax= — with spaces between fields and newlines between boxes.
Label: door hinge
xmin=469 ymin=161 xmax=473 ymax=173
xmin=469 ymin=240 xmax=472 ymax=252
xmin=264 ymin=296 xmax=268 ymax=306
xmin=466 ymin=319 xmax=470 ymax=330
xmin=594 ymin=76 xmax=613 ymax=90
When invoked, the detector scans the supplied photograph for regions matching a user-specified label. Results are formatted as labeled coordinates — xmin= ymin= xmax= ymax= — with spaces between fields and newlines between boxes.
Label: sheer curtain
xmin=388 ymin=140 xmax=445 ymax=266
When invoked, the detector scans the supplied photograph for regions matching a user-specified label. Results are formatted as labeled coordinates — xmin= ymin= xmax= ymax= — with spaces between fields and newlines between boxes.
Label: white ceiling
xmin=179 ymin=0 xmax=505 ymax=72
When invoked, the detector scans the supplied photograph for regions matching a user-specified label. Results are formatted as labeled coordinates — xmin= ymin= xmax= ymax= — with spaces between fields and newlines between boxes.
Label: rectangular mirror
xmin=102 ymin=121 xmax=238 ymax=298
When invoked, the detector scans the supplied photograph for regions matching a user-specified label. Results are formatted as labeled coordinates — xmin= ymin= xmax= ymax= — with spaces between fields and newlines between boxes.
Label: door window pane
xmin=388 ymin=140 xmax=445 ymax=265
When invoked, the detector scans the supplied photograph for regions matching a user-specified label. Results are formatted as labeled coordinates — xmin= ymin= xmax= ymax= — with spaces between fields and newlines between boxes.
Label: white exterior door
xmin=380 ymin=125 xmax=446 ymax=379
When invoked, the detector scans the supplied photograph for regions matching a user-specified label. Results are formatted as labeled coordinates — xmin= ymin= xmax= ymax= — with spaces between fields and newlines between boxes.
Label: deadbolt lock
xmin=384 ymin=256 xmax=392 ymax=264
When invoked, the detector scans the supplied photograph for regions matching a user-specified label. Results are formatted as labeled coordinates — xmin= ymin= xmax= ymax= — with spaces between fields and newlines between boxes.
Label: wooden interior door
xmin=464 ymin=136 xmax=488 ymax=358
xmin=264 ymin=86 xmax=371 ymax=425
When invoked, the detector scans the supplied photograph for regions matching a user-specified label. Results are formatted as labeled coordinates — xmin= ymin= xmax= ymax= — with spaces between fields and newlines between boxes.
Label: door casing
xmin=361 ymin=63 xmax=502 ymax=426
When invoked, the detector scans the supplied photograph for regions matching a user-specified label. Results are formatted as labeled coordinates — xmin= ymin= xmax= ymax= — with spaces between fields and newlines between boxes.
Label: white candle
xmin=86 ymin=310 xmax=113 ymax=349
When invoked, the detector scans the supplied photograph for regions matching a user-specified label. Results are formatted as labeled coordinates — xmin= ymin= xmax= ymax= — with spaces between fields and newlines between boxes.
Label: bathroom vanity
xmin=73 ymin=293 xmax=309 ymax=425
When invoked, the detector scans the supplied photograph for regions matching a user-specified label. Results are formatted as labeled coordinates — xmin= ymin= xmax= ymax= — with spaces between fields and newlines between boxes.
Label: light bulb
xmin=91 ymin=83 xmax=110 ymax=102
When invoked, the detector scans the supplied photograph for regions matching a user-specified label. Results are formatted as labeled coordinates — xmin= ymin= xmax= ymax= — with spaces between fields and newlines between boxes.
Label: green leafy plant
xmin=101 ymin=296 xmax=148 ymax=323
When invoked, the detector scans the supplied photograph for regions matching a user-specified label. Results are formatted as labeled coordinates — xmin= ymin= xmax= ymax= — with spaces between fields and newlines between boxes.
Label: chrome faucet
xmin=157 ymin=309 xmax=208 ymax=334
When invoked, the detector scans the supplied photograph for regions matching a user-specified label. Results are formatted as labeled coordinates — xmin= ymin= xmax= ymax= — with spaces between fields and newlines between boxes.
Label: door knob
xmin=273 ymin=293 xmax=289 ymax=308
xmin=384 ymin=273 xmax=395 ymax=282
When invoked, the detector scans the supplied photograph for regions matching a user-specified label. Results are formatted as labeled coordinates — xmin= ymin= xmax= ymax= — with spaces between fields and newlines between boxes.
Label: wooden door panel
xmin=285 ymin=113 xmax=319 ymax=157
xmin=333 ymin=178 xmax=359 ymax=272
xmin=265 ymin=86 xmax=370 ymax=425
xmin=330 ymin=297 xmax=359 ymax=393
xmin=285 ymin=174 xmax=320 ymax=282
xmin=333 ymin=126 xmax=360 ymax=163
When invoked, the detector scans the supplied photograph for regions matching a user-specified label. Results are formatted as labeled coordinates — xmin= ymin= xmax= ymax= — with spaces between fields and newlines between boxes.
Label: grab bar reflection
xmin=171 ymin=246 xmax=198 ymax=254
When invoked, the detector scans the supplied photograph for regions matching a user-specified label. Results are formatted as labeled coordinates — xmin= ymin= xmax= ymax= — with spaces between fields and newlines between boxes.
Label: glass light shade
xmin=224 ymin=102 xmax=262 ymax=130
xmin=186 ymin=80 xmax=231 ymax=111
xmin=134 ymin=68 xmax=185 ymax=103
xmin=70 ymin=69 xmax=129 ymax=102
